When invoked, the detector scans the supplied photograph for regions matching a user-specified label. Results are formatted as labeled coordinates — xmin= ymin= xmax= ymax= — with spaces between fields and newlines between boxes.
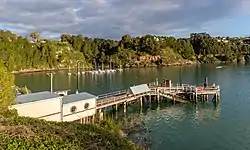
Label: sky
xmin=0 ymin=0 xmax=250 ymax=39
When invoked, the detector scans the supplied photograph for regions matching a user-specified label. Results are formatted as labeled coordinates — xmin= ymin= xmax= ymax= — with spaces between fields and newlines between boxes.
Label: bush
xmin=0 ymin=116 xmax=140 ymax=150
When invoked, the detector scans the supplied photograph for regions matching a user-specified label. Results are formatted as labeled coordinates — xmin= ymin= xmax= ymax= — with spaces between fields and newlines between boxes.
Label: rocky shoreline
xmin=12 ymin=60 xmax=197 ymax=75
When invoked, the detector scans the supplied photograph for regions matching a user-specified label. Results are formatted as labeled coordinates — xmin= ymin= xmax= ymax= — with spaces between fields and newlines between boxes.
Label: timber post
xmin=149 ymin=93 xmax=151 ymax=104
xmin=140 ymin=96 xmax=143 ymax=107
xmin=123 ymin=102 xmax=127 ymax=113
xmin=115 ymin=104 xmax=118 ymax=118
xmin=157 ymin=89 xmax=160 ymax=103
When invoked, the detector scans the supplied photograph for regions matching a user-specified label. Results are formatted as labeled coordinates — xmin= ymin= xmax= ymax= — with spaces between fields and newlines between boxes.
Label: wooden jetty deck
xmin=96 ymin=79 xmax=220 ymax=113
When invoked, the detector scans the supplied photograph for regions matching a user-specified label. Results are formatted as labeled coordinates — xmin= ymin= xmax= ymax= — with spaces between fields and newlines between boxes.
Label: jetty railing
xmin=98 ymin=90 xmax=127 ymax=99
xmin=97 ymin=94 xmax=129 ymax=107
xmin=97 ymin=92 xmax=149 ymax=108
xmin=96 ymin=82 xmax=220 ymax=108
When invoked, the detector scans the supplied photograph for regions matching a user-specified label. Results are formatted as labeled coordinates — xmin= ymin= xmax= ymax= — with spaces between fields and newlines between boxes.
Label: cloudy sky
xmin=0 ymin=0 xmax=250 ymax=39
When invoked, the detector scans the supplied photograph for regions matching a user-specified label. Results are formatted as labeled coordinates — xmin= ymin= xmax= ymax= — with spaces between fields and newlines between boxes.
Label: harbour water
xmin=15 ymin=64 xmax=250 ymax=149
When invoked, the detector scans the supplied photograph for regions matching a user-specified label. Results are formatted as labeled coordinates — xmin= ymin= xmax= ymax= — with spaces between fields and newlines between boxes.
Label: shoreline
xmin=12 ymin=61 xmax=198 ymax=75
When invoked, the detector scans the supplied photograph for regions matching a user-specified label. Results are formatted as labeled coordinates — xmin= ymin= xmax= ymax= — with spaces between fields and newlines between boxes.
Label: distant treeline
xmin=1 ymin=30 xmax=250 ymax=71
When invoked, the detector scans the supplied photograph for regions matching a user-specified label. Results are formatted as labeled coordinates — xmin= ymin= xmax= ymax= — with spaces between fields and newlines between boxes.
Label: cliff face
xmin=138 ymin=55 xmax=161 ymax=62
xmin=131 ymin=54 xmax=195 ymax=67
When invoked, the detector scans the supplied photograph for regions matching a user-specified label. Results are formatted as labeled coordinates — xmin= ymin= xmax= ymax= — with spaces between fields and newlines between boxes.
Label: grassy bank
xmin=0 ymin=115 xmax=140 ymax=150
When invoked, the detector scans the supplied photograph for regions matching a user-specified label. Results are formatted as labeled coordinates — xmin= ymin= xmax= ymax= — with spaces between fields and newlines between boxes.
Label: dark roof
xmin=15 ymin=91 xmax=60 ymax=104
xmin=62 ymin=92 xmax=97 ymax=104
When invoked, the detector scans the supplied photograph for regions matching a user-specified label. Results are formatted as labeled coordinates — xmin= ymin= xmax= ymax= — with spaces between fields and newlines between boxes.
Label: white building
xmin=11 ymin=91 xmax=98 ymax=123
xmin=62 ymin=92 xmax=97 ymax=123
xmin=11 ymin=91 xmax=63 ymax=122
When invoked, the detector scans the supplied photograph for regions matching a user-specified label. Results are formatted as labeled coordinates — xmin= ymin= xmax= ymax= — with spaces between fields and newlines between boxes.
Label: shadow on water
xmin=103 ymin=98 xmax=220 ymax=150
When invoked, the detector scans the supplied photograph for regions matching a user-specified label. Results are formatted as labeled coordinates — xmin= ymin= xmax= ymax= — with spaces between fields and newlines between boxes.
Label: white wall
xmin=11 ymin=97 xmax=62 ymax=122
xmin=62 ymin=98 xmax=96 ymax=122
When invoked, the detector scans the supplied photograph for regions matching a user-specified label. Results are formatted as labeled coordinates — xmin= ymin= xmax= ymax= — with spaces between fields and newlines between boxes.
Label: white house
xmin=11 ymin=91 xmax=62 ymax=122
xmin=62 ymin=92 xmax=97 ymax=123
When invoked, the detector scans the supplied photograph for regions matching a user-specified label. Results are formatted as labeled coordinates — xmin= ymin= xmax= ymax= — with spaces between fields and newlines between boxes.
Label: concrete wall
xmin=62 ymin=98 xmax=96 ymax=122
xmin=11 ymin=97 xmax=62 ymax=122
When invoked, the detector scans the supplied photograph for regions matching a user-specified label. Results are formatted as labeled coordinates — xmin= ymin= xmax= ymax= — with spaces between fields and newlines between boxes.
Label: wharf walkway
xmin=96 ymin=79 xmax=220 ymax=111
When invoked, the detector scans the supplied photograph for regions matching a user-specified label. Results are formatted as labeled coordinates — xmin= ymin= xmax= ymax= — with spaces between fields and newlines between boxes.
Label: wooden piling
xmin=157 ymin=89 xmax=160 ymax=103
xmin=140 ymin=96 xmax=143 ymax=107
xmin=123 ymin=102 xmax=127 ymax=113
xmin=173 ymin=94 xmax=175 ymax=104
xmin=83 ymin=117 xmax=86 ymax=124
xmin=195 ymin=93 xmax=197 ymax=103
xmin=115 ymin=104 xmax=118 ymax=111
xmin=92 ymin=115 xmax=95 ymax=124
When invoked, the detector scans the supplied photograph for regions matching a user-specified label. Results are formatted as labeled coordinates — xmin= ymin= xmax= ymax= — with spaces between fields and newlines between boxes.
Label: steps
xmin=159 ymin=91 xmax=189 ymax=103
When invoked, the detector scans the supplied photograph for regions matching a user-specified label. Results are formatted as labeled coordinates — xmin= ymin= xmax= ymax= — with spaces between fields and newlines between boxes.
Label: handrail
xmin=97 ymin=92 xmax=150 ymax=107
xmin=98 ymin=89 xmax=127 ymax=99
xmin=96 ymin=82 xmax=220 ymax=107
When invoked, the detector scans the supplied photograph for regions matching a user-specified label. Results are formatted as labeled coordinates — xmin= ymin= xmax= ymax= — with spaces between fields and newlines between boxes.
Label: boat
xmin=109 ymin=60 xmax=116 ymax=73
xmin=110 ymin=69 xmax=116 ymax=72
xmin=98 ymin=63 xmax=105 ymax=73
xmin=216 ymin=66 xmax=225 ymax=69
xmin=117 ymin=60 xmax=123 ymax=71
xmin=67 ymin=66 xmax=72 ymax=76
xmin=93 ymin=70 xmax=99 ymax=74
xmin=98 ymin=69 xmax=105 ymax=74
xmin=105 ymin=69 xmax=111 ymax=73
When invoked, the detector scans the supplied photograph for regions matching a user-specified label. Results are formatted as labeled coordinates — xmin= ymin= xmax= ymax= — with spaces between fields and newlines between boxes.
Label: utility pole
xmin=180 ymin=67 xmax=182 ymax=85
xmin=47 ymin=72 xmax=55 ymax=93
xmin=76 ymin=60 xmax=83 ymax=94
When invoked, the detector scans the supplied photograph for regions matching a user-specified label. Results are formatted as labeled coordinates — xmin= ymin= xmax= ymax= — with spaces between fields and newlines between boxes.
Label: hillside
xmin=2 ymin=30 xmax=250 ymax=73
xmin=0 ymin=115 xmax=140 ymax=150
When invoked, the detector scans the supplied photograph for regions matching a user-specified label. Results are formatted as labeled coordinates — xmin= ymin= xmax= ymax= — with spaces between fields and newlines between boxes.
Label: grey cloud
xmin=0 ymin=0 xmax=246 ymax=39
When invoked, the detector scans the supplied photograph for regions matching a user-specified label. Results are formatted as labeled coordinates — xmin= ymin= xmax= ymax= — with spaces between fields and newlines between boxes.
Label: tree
xmin=0 ymin=60 xmax=15 ymax=112
xmin=0 ymin=29 xmax=249 ymax=71
xmin=30 ymin=31 xmax=40 ymax=42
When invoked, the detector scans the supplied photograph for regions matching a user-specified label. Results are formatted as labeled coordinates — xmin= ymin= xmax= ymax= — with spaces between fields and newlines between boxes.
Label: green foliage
xmin=0 ymin=116 xmax=140 ymax=150
xmin=0 ymin=61 xmax=15 ymax=111
xmin=1 ymin=30 xmax=250 ymax=72
xmin=19 ymin=86 xmax=31 ymax=94
xmin=99 ymin=118 xmax=122 ymax=135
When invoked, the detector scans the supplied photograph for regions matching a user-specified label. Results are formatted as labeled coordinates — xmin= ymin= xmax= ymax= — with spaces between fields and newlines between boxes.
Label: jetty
xmin=96 ymin=78 xmax=220 ymax=115
xmin=12 ymin=77 xmax=220 ymax=124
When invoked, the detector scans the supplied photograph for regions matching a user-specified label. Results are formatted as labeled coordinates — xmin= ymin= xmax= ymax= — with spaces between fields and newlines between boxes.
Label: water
xmin=15 ymin=64 xmax=250 ymax=150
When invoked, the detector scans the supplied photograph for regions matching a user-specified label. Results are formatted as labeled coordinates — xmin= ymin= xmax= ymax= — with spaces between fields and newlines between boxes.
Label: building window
xmin=70 ymin=106 xmax=77 ymax=113
xmin=84 ymin=103 xmax=90 ymax=109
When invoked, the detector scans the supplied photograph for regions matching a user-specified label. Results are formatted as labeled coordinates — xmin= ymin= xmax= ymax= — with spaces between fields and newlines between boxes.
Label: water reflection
xmin=110 ymin=101 xmax=221 ymax=149
xmin=15 ymin=64 xmax=250 ymax=150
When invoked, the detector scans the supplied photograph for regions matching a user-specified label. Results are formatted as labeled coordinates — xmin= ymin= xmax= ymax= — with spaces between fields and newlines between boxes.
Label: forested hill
xmin=1 ymin=30 xmax=250 ymax=72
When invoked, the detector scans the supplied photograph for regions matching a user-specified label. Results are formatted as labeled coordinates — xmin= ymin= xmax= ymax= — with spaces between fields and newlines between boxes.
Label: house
xmin=10 ymin=91 xmax=98 ymax=124
xmin=62 ymin=92 xmax=97 ymax=123
xmin=11 ymin=91 xmax=62 ymax=122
